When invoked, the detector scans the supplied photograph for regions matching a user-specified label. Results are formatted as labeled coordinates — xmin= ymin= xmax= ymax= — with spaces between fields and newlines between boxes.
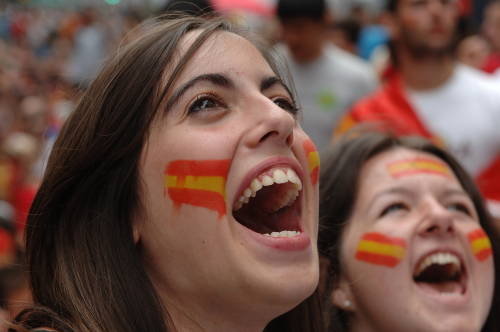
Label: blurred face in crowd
xmin=333 ymin=148 xmax=494 ymax=332
xmin=457 ymin=35 xmax=490 ymax=69
xmin=138 ymin=30 xmax=319 ymax=329
xmin=279 ymin=18 xmax=325 ymax=63
xmin=389 ymin=0 xmax=459 ymax=58
xmin=482 ymin=2 xmax=500 ymax=52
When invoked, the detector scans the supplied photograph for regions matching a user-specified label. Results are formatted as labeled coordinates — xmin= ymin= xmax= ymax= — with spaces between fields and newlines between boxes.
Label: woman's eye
xmin=380 ymin=203 xmax=408 ymax=217
xmin=272 ymin=97 xmax=299 ymax=115
xmin=188 ymin=95 xmax=223 ymax=114
xmin=447 ymin=203 xmax=471 ymax=216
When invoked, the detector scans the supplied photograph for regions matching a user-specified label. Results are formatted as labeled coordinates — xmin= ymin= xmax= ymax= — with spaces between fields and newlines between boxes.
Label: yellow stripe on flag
xmin=357 ymin=240 xmax=405 ymax=259
xmin=165 ymin=175 xmax=225 ymax=196
xmin=471 ymin=237 xmax=492 ymax=254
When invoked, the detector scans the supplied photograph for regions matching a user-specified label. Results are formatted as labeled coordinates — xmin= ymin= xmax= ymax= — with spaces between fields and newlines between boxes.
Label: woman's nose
xmin=417 ymin=199 xmax=455 ymax=237
xmin=242 ymin=97 xmax=295 ymax=149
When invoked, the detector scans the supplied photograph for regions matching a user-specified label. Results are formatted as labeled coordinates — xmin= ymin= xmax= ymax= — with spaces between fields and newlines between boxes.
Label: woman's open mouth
xmin=232 ymin=166 xmax=302 ymax=237
xmin=413 ymin=251 xmax=467 ymax=296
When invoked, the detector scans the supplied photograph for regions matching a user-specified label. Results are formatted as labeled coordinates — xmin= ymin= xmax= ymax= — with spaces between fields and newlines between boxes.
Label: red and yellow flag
xmin=165 ymin=160 xmax=230 ymax=218
xmin=303 ymin=139 xmax=320 ymax=185
xmin=355 ymin=232 xmax=406 ymax=267
xmin=388 ymin=158 xmax=451 ymax=178
xmin=468 ymin=229 xmax=492 ymax=262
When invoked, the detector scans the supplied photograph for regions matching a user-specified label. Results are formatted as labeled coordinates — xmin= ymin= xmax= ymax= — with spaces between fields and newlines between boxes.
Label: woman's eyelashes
xmin=187 ymin=94 xmax=226 ymax=115
xmin=379 ymin=202 xmax=409 ymax=217
xmin=446 ymin=201 xmax=472 ymax=216
xmin=271 ymin=96 xmax=299 ymax=115
xmin=186 ymin=93 xmax=299 ymax=117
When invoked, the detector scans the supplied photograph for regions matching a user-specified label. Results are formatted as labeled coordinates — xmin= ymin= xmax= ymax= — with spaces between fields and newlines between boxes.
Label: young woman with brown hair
xmin=11 ymin=15 xmax=323 ymax=332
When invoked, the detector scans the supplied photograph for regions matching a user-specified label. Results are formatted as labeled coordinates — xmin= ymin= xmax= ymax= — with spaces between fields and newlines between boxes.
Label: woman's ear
xmin=331 ymin=277 xmax=356 ymax=312
xmin=133 ymin=224 xmax=140 ymax=244
xmin=132 ymin=210 xmax=142 ymax=245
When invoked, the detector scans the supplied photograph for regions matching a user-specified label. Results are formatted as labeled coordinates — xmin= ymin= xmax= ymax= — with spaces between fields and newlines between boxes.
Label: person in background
xmin=319 ymin=130 xmax=500 ymax=332
xmin=325 ymin=20 xmax=361 ymax=55
xmin=457 ymin=34 xmax=491 ymax=69
xmin=275 ymin=0 xmax=377 ymax=150
xmin=481 ymin=0 xmax=500 ymax=74
xmin=335 ymin=0 xmax=500 ymax=221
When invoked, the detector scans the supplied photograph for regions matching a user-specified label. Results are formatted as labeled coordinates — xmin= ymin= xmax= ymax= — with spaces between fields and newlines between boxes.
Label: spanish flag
xmin=303 ymin=139 xmax=320 ymax=185
xmin=355 ymin=232 xmax=406 ymax=267
xmin=165 ymin=160 xmax=230 ymax=218
xmin=468 ymin=229 xmax=492 ymax=262
xmin=388 ymin=158 xmax=451 ymax=178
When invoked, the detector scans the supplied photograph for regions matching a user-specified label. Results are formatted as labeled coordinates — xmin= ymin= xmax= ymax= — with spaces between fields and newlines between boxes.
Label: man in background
xmin=336 ymin=0 xmax=500 ymax=218
xmin=275 ymin=0 xmax=378 ymax=150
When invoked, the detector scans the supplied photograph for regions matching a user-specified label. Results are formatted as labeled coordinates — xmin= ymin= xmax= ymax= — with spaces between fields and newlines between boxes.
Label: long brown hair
xmin=318 ymin=130 xmax=500 ymax=332
xmin=12 ymin=15 xmax=323 ymax=332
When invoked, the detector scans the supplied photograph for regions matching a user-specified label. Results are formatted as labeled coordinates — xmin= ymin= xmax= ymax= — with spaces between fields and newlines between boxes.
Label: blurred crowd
xmin=0 ymin=0 xmax=499 ymax=327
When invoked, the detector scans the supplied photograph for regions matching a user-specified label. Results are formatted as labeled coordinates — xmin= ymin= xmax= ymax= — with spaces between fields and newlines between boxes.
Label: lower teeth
xmin=264 ymin=230 xmax=300 ymax=238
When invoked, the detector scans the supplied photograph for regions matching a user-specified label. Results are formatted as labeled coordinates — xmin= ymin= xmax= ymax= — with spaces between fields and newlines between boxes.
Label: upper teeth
xmin=234 ymin=167 xmax=302 ymax=211
xmin=264 ymin=230 xmax=301 ymax=237
xmin=415 ymin=252 xmax=461 ymax=277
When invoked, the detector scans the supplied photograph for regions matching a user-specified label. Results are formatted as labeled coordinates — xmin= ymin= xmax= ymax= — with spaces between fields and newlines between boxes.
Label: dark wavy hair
xmin=318 ymin=129 xmax=500 ymax=332
xmin=10 ymin=15 xmax=323 ymax=332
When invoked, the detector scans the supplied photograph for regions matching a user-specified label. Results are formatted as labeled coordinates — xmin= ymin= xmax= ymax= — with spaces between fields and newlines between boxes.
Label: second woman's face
xmin=338 ymin=148 xmax=494 ymax=332
xmin=138 ymin=31 xmax=319 ymax=326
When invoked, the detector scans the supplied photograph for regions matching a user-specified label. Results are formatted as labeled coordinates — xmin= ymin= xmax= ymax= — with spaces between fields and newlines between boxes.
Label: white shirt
xmin=407 ymin=65 xmax=500 ymax=177
xmin=276 ymin=43 xmax=378 ymax=150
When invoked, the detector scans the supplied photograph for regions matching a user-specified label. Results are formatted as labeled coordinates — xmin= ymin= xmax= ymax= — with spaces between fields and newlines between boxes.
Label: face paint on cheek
xmin=164 ymin=159 xmax=231 ymax=218
xmin=355 ymin=232 xmax=406 ymax=267
xmin=387 ymin=158 xmax=452 ymax=178
xmin=303 ymin=139 xmax=320 ymax=185
xmin=468 ymin=228 xmax=493 ymax=261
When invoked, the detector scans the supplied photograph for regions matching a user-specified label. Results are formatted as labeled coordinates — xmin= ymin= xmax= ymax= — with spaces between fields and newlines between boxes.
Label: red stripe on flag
xmin=168 ymin=187 xmax=226 ymax=217
xmin=468 ymin=228 xmax=487 ymax=242
xmin=355 ymin=251 xmax=400 ymax=267
xmin=476 ymin=248 xmax=493 ymax=262
xmin=362 ymin=232 xmax=406 ymax=247
xmin=391 ymin=169 xmax=451 ymax=178
xmin=303 ymin=139 xmax=317 ymax=154
xmin=311 ymin=167 xmax=319 ymax=186
xmin=166 ymin=160 xmax=230 ymax=177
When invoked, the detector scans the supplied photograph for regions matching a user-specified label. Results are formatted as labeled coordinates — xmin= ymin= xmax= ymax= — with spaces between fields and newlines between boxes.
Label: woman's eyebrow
xmin=261 ymin=76 xmax=293 ymax=97
xmin=166 ymin=73 xmax=233 ymax=110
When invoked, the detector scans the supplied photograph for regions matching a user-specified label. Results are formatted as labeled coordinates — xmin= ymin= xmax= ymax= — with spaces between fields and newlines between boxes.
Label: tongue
xmin=416 ymin=281 xmax=463 ymax=294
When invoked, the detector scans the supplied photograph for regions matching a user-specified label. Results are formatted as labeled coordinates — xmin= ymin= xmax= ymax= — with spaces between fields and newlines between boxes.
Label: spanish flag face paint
xmin=468 ymin=228 xmax=492 ymax=262
xmin=165 ymin=159 xmax=230 ymax=218
xmin=355 ymin=232 xmax=406 ymax=267
xmin=387 ymin=158 xmax=451 ymax=179
xmin=303 ymin=139 xmax=319 ymax=185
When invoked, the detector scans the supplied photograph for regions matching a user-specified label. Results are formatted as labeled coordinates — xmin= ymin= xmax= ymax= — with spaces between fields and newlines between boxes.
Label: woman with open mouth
xmin=9 ymin=15 xmax=322 ymax=332
xmin=319 ymin=130 xmax=500 ymax=332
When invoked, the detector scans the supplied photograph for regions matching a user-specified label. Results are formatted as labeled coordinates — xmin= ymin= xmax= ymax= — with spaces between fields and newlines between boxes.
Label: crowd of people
xmin=0 ymin=0 xmax=498 ymax=331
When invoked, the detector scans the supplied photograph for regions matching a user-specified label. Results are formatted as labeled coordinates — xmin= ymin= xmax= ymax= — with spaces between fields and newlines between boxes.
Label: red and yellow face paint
xmin=468 ymin=229 xmax=492 ymax=262
xmin=303 ymin=139 xmax=320 ymax=185
xmin=164 ymin=159 xmax=230 ymax=218
xmin=355 ymin=232 xmax=406 ymax=267
xmin=387 ymin=158 xmax=451 ymax=178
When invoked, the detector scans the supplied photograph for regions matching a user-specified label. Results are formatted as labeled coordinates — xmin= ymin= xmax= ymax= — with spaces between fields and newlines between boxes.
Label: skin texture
xmin=137 ymin=31 xmax=319 ymax=332
xmin=334 ymin=148 xmax=494 ymax=332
